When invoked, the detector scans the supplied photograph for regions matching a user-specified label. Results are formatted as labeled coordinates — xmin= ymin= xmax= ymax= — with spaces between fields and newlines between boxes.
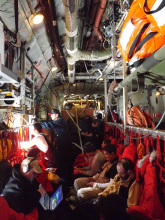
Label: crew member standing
xmin=40 ymin=109 xmax=73 ymax=184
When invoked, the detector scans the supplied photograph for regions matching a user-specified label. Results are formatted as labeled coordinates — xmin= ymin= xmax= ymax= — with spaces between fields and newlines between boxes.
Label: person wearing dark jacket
xmin=40 ymin=109 xmax=73 ymax=182
xmin=1 ymin=157 xmax=44 ymax=215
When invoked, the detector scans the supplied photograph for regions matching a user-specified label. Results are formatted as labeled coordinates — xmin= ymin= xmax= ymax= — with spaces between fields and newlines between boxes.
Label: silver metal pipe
xmin=114 ymin=44 xmax=165 ymax=92
xmin=75 ymin=75 xmax=123 ymax=80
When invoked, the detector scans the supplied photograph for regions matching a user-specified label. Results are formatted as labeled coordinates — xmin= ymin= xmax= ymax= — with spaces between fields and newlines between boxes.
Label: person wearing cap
xmin=1 ymin=157 xmax=44 ymax=215
xmin=27 ymin=147 xmax=54 ymax=193
xmin=40 ymin=109 xmax=73 ymax=182
xmin=74 ymin=142 xmax=105 ymax=181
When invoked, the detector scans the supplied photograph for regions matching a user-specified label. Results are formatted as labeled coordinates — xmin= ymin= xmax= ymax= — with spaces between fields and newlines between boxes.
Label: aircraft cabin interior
xmin=0 ymin=0 xmax=165 ymax=219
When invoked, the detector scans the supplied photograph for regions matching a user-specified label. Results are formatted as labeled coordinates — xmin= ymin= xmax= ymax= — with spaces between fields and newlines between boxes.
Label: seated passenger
xmin=81 ymin=120 xmax=100 ymax=148
xmin=74 ymin=144 xmax=118 ymax=202
xmin=97 ymin=194 xmax=140 ymax=220
xmin=67 ymin=158 xmax=141 ymax=220
xmin=101 ymin=139 xmax=111 ymax=149
xmin=1 ymin=157 xmax=45 ymax=214
xmin=74 ymin=142 xmax=105 ymax=177
xmin=0 ymin=160 xmax=12 ymax=194
xmin=26 ymin=123 xmax=56 ymax=168
xmin=27 ymin=147 xmax=55 ymax=192
xmin=96 ymin=158 xmax=141 ymax=207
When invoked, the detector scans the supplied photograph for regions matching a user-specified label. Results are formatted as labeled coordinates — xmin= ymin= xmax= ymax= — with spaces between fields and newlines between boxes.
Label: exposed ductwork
xmin=94 ymin=0 xmax=107 ymax=42
xmin=63 ymin=0 xmax=111 ymax=83
xmin=114 ymin=43 xmax=165 ymax=92
xmin=75 ymin=75 xmax=123 ymax=80
xmin=68 ymin=49 xmax=111 ymax=63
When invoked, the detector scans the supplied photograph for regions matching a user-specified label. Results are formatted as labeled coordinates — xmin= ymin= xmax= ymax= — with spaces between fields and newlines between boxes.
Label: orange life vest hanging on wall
xmin=139 ymin=0 xmax=165 ymax=37
xmin=128 ymin=23 xmax=165 ymax=68
xmin=127 ymin=106 xmax=148 ymax=127
xmin=118 ymin=0 xmax=150 ymax=61
xmin=127 ymin=106 xmax=155 ymax=128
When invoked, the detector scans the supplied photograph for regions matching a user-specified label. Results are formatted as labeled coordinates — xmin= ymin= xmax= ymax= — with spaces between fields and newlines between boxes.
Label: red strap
xmin=138 ymin=132 xmax=141 ymax=145
xmin=129 ymin=130 xmax=133 ymax=143
xmin=120 ymin=129 xmax=123 ymax=142
xmin=112 ymin=126 xmax=115 ymax=137
xmin=115 ymin=127 xmax=117 ymax=139
xmin=149 ymin=136 xmax=154 ymax=151
xmin=164 ymin=140 xmax=165 ymax=163
xmin=157 ymin=135 xmax=162 ymax=162
xmin=0 ymin=132 xmax=4 ymax=160
xmin=5 ymin=132 xmax=9 ymax=160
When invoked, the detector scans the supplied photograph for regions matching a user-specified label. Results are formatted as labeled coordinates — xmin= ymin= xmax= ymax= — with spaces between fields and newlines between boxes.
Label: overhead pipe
xmin=114 ymin=44 xmax=165 ymax=92
xmin=94 ymin=0 xmax=107 ymax=42
xmin=75 ymin=75 xmax=123 ymax=80
xmin=48 ymin=0 xmax=67 ymax=70
xmin=62 ymin=0 xmax=78 ymax=83
xmin=68 ymin=49 xmax=111 ymax=63
xmin=63 ymin=0 xmax=111 ymax=83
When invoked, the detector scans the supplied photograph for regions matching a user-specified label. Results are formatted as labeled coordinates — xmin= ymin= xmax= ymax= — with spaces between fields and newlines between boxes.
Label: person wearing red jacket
xmin=0 ymin=196 xmax=38 ymax=220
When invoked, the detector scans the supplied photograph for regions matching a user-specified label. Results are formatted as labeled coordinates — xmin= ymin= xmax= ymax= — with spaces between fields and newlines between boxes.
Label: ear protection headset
xmin=23 ymin=157 xmax=36 ymax=173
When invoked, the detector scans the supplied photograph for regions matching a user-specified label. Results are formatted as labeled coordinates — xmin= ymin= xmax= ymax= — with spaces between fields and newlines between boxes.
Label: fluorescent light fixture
xmin=71 ymin=94 xmax=74 ymax=95
xmin=99 ymin=77 xmax=104 ymax=81
xmin=51 ymin=66 xmax=57 ymax=72
xmin=156 ymin=91 xmax=161 ymax=96
xmin=33 ymin=14 xmax=44 ymax=24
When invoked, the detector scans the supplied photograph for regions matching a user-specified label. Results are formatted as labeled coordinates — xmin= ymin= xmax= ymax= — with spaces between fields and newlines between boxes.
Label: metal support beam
xmin=0 ymin=63 xmax=19 ymax=84
xmin=123 ymin=59 xmax=128 ymax=145
xmin=104 ymin=77 xmax=108 ymax=122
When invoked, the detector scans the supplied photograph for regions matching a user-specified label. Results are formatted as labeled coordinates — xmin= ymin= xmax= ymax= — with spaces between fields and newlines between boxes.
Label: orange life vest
xmin=139 ymin=0 xmax=165 ymax=37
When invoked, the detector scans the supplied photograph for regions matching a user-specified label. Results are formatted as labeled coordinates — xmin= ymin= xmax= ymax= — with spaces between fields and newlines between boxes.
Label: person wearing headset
xmin=61 ymin=158 xmax=141 ymax=220
xmin=95 ymin=158 xmax=141 ymax=207
xmin=1 ymin=157 xmax=45 ymax=215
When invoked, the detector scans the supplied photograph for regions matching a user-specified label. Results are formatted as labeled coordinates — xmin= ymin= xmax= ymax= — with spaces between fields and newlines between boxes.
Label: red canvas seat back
xmin=128 ymin=158 xmax=165 ymax=220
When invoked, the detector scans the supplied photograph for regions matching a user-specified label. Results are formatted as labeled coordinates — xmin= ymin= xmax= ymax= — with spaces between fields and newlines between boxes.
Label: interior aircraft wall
xmin=118 ymin=90 xmax=165 ymax=123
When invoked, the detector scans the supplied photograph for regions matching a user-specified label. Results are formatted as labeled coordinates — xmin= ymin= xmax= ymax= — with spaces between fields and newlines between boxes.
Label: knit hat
xmin=83 ymin=142 xmax=96 ymax=153
xmin=21 ymin=157 xmax=43 ymax=174
xmin=27 ymin=147 xmax=40 ymax=157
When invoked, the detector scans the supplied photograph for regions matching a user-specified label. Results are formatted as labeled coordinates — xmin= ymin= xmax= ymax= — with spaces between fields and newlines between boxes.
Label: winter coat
xmin=1 ymin=164 xmax=41 ymax=215
xmin=0 ymin=196 xmax=38 ymax=220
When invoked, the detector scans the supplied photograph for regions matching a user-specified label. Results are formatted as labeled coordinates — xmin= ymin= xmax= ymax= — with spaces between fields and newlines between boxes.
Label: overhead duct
xmin=75 ymin=75 xmax=123 ymax=80
xmin=114 ymin=44 xmax=165 ymax=92
xmin=63 ymin=0 xmax=111 ymax=83
xmin=94 ymin=0 xmax=107 ymax=42
xmin=68 ymin=49 xmax=111 ymax=63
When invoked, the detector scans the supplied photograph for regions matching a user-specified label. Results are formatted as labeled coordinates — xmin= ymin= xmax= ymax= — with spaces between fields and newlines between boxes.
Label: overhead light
xmin=71 ymin=94 xmax=74 ymax=95
xmin=51 ymin=66 xmax=57 ymax=72
xmin=156 ymin=91 xmax=161 ymax=96
xmin=33 ymin=14 xmax=44 ymax=24
xmin=99 ymin=77 xmax=104 ymax=81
